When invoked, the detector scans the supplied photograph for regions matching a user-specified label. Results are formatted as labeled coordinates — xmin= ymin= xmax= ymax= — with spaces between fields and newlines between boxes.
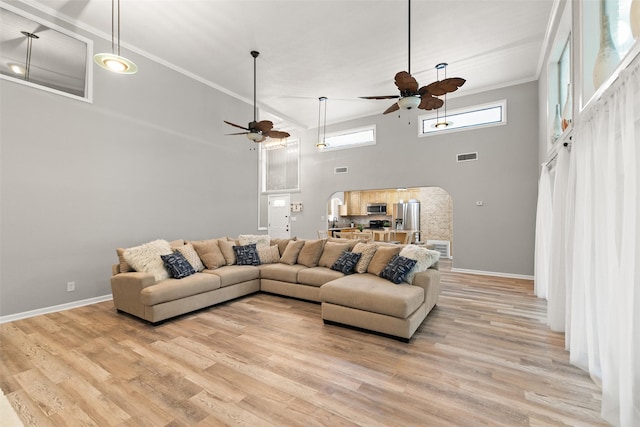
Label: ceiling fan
xmin=224 ymin=51 xmax=290 ymax=143
xmin=360 ymin=0 xmax=466 ymax=115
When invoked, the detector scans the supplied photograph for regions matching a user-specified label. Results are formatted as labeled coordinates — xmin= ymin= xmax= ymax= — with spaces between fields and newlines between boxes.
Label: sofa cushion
xmin=123 ymin=239 xmax=173 ymax=281
xmin=297 ymin=239 xmax=325 ymax=267
xmin=116 ymin=248 xmax=133 ymax=273
xmin=297 ymin=267 xmax=345 ymax=287
xmin=320 ymin=274 xmax=425 ymax=318
xmin=318 ymin=241 xmax=350 ymax=268
xmin=204 ymin=265 xmax=260 ymax=287
xmin=399 ymin=245 xmax=441 ymax=284
xmin=238 ymin=234 xmax=270 ymax=248
xmin=352 ymin=242 xmax=378 ymax=274
xmin=257 ymin=245 xmax=280 ymax=264
xmin=260 ymin=263 xmax=307 ymax=283
xmin=366 ymin=245 xmax=402 ymax=276
xmin=271 ymin=237 xmax=297 ymax=256
xmin=217 ymin=239 xmax=237 ymax=265
xmin=331 ymin=251 xmax=361 ymax=275
xmin=161 ymin=252 xmax=196 ymax=279
xmin=233 ymin=243 xmax=260 ymax=266
xmin=191 ymin=239 xmax=226 ymax=270
xmin=175 ymin=243 xmax=205 ymax=272
xmin=140 ymin=273 xmax=221 ymax=306
xmin=327 ymin=237 xmax=360 ymax=250
xmin=379 ymin=255 xmax=417 ymax=284
xmin=279 ymin=240 xmax=306 ymax=265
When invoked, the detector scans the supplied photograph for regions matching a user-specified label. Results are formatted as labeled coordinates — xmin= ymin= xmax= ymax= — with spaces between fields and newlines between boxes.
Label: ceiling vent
xmin=334 ymin=166 xmax=349 ymax=174
xmin=457 ymin=152 xmax=478 ymax=162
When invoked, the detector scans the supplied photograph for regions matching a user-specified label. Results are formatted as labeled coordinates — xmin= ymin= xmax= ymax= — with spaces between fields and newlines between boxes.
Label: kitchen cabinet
xmin=345 ymin=191 xmax=364 ymax=215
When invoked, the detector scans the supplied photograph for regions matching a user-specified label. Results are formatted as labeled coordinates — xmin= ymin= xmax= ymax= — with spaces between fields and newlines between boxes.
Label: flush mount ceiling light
xmin=94 ymin=0 xmax=137 ymax=74
xmin=316 ymin=96 xmax=328 ymax=149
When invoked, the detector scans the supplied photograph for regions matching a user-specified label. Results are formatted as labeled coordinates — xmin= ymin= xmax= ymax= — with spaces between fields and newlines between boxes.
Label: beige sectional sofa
xmin=111 ymin=236 xmax=441 ymax=341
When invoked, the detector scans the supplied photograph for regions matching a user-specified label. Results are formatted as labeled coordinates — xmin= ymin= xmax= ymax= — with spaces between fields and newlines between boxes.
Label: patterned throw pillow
xmin=379 ymin=255 xmax=418 ymax=284
xmin=175 ymin=243 xmax=205 ymax=272
xmin=233 ymin=243 xmax=261 ymax=266
xmin=331 ymin=251 xmax=362 ymax=275
xmin=257 ymin=245 xmax=280 ymax=264
xmin=351 ymin=242 xmax=378 ymax=274
xmin=161 ymin=252 xmax=196 ymax=279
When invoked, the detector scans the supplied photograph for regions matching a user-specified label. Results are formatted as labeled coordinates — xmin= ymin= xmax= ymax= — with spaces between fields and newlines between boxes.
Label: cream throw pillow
xmin=297 ymin=239 xmax=325 ymax=267
xmin=175 ymin=243 xmax=205 ymax=272
xmin=218 ymin=239 xmax=237 ymax=265
xmin=399 ymin=245 xmax=441 ymax=284
xmin=257 ymin=245 xmax=280 ymax=264
xmin=123 ymin=239 xmax=173 ymax=281
xmin=366 ymin=245 xmax=402 ymax=276
xmin=318 ymin=242 xmax=350 ymax=268
xmin=352 ymin=242 xmax=378 ymax=274
xmin=238 ymin=234 xmax=270 ymax=248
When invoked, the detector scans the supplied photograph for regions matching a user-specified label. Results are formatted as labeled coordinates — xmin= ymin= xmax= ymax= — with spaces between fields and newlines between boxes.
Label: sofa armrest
xmin=411 ymin=268 xmax=441 ymax=308
xmin=110 ymin=272 xmax=157 ymax=318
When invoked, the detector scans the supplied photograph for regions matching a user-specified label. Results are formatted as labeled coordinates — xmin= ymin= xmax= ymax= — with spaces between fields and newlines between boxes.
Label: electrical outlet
xmin=67 ymin=281 xmax=75 ymax=292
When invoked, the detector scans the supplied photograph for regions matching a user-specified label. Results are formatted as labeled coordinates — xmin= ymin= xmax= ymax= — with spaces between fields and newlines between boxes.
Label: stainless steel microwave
xmin=366 ymin=203 xmax=387 ymax=214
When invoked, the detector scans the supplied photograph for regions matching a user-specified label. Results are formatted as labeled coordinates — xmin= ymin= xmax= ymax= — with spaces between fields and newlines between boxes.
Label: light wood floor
xmin=1 ymin=263 xmax=607 ymax=426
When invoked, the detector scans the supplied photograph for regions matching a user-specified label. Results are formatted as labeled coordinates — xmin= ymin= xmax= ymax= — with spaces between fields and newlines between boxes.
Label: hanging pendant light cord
xmin=323 ymin=98 xmax=327 ymax=144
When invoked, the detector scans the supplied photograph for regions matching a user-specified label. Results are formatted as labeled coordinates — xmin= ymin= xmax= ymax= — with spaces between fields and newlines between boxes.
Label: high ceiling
xmin=7 ymin=0 xmax=555 ymax=132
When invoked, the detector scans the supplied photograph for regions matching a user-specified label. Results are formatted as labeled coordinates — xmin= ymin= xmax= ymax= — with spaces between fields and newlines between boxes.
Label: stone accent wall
xmin=419 ymin=187 xmax=453 ymax=255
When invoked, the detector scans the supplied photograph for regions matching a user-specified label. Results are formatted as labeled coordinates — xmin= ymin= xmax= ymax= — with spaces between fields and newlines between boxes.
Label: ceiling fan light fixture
xmin=246 ymin=131 xmax=263 ymax=141
xmin=397 ymin=95 xmax=421 ymax=110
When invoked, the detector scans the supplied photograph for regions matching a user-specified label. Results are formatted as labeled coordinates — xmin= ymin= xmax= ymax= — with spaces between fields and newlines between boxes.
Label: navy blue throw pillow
xmin=331 ymin=251 xmax=362 ymax=275
xmin=233 ymin=243 xmax=261 ymax=266
xmin=379 ymin=255 xmax=417 ymax=284
xmin=161 ymin=251 xmax=196 ymax=279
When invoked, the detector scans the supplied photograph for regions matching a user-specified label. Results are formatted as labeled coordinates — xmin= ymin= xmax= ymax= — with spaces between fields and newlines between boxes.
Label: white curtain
xmin=567 ymin=56 xmax=640 ymax=426
xmin=534 ymin=164 xmax=553 ymax=299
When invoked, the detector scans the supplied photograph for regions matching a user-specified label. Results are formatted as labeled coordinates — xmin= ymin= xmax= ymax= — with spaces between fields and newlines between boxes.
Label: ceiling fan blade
xmin=425 ymin=77 xmax=466 ymax=96
xmin=360 ymin=95 xmax=401 ymax=100
xmin=394 ymin=71 xmax=419 ymax=93
xmin=254 ymin=120 xmax=274 ymax=132
xmin=264 ymin=130 xmax=290 ymax=139
xmin=418 ymin=95 xmax=444 ymax=110
xmin=383 ymin=102 xmax=400 ymax=115
xmin=226 ymin=132 xmax=250 ymax=135
xmin=224 ymin=120 xmax=250 ymax=131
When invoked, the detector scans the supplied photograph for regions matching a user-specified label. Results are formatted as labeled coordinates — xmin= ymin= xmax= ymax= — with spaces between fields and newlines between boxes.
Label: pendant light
xmin=434 ymin=63 xmax=449 ymax=128
xmin=94 ymin=0 xmax=138 ymax=74
xmin=316 ymin=96 xmax=328 ymax=149
xmin=20 ymin=31 xmax=38 ymax=80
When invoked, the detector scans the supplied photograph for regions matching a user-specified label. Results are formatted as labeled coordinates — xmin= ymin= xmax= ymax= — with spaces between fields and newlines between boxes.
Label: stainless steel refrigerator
xmin=393 ymin=201 xmax=420 ymax=241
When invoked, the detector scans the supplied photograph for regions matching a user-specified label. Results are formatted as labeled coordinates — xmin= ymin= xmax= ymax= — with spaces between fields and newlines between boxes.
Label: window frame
xmin=319 ymin=124 xmax=376 ymax=151
xmin=418 ymin=100 xmax=507 ymax=137
xmin=260 ymin=139 xmax=300 ymax=194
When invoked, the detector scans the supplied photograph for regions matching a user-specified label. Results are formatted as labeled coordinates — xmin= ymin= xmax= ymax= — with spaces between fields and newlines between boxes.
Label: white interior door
xmin=268 ymin=194 xmax=291 ymax=238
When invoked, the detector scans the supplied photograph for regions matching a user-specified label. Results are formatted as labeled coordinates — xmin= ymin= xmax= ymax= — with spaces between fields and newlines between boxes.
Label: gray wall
xmin=288 ymin=81 xmax=539 ymax=276
xmin=1 ymin=26 xmax=263 ymax=316
xmin=1 ymin=7 xmax=539 ymax=317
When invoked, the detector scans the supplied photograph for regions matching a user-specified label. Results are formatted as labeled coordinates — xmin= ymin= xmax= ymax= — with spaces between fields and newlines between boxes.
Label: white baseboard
xmin=0 ymin=295 xmax=113 ymax=324
xmin=450 ymin=268 xmax=534 ymax=281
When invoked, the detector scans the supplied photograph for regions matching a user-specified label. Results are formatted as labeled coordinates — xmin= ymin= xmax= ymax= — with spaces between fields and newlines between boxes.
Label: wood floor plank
xmin=0 ymin=262 xmax=608 ymax=426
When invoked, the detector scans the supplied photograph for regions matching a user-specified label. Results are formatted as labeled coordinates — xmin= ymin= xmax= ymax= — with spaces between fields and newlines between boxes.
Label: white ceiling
xmin=13 ymin=0 xmax=555 ymax=132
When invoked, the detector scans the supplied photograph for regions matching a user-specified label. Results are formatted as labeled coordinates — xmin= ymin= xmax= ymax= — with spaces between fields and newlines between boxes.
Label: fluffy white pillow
xmin=399 ymin=245 xmax=440 ymax=284
xmin=238 ymin=234 xmax=270 ymax=248
xmin=123 ymin=239 xmax=173 ymax=281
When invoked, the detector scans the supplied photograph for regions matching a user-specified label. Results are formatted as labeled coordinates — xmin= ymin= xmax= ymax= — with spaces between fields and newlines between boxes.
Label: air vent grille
xmin=457 ymin=152 xmax=478 ymax=162
xmin=427 ymin=240 xmax=451 ymax=259
xmin=334 ymin=166 xmax=348 ymax=174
